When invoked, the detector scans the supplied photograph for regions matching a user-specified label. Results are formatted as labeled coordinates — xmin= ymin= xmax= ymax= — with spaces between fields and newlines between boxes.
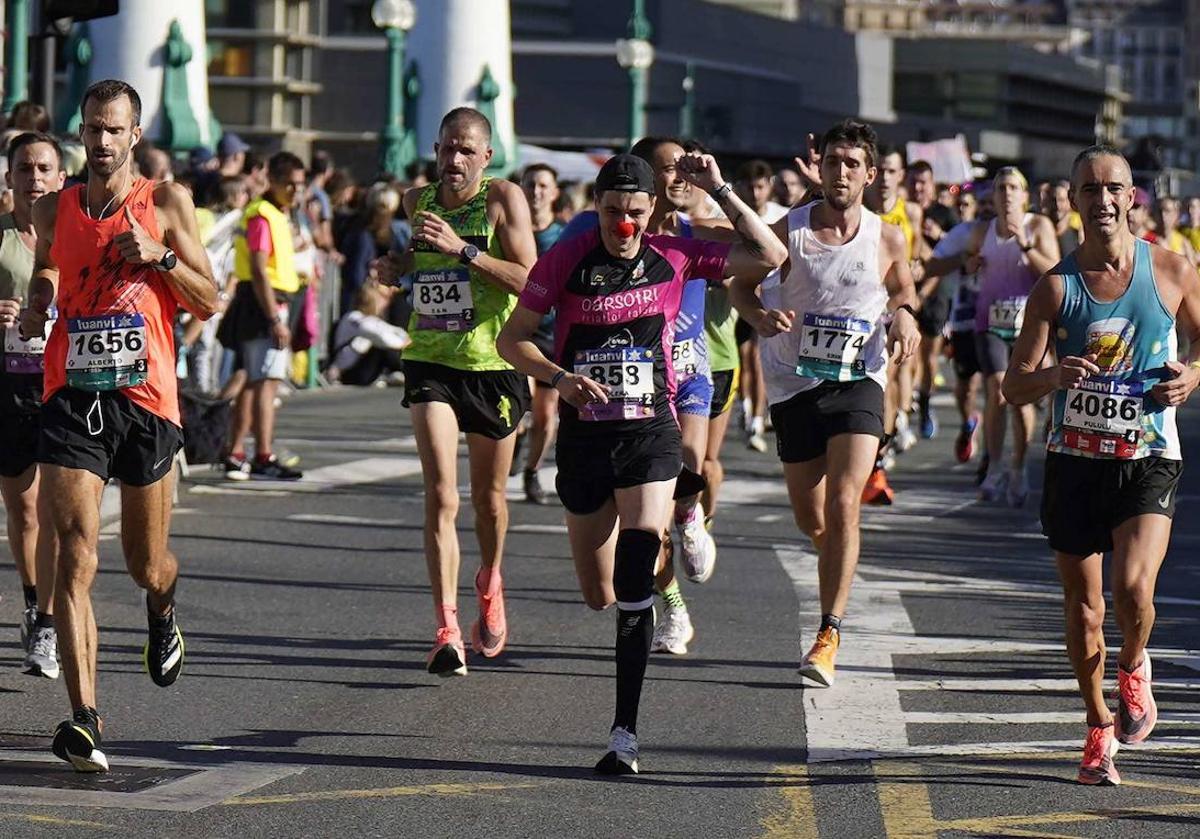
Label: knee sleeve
xmin=613 ymin=528 xmax=660 ymax=610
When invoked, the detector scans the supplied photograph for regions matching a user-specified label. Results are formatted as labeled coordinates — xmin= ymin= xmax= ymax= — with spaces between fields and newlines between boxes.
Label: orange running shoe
xmin=1077 ymin=723 xmax=1120 ymax=785
xmin=470 ymin=568 xmax=508 ymax=658
xmin=799 ymin=627 xmax=840 ymax=687
xmin=427 ymin=626 xmax=467 ymax=677
xmin=1115 ymin=653 xmax=1158 ymax=744
xmin=861 ymin=467 xmax=894 ymax=506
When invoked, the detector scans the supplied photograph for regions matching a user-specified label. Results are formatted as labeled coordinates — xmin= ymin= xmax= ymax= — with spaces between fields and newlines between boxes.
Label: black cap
xmin=595 ymin=154 xmax=654 ymax=196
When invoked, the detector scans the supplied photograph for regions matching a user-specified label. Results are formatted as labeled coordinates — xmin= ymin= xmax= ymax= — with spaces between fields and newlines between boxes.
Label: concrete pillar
xmin=407 ymin=0 xmax=515 ymax=169
xmin=87 ymin=0 xmax=213 ymax=146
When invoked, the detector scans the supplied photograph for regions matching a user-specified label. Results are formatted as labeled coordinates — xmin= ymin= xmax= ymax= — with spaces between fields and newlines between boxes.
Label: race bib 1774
xmin=796 ymin=313 xmax=870 ymax=382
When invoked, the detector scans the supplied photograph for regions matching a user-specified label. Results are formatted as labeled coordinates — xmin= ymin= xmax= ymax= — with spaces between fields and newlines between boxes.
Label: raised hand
xmin=412 ymin=211 xmax=468 ymax=257
xmin=674 ymin=151 xmax=725 ymax=195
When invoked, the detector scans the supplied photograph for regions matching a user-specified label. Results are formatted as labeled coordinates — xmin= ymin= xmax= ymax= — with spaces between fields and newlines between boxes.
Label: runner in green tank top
xmin=376 ymin=107 xmax=537 ymax=677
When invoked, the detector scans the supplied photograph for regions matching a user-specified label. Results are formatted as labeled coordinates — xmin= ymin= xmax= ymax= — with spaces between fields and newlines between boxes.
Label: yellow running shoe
xmin=799 ymin=627 xmax=840 ymax=687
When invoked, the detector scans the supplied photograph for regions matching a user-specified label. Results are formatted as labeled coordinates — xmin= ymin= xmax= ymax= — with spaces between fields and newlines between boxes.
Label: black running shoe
xmin=52 ymin=706 xmax=108 ymax=772
xmin=144 ymin=603 xmax=185 ymax=687
xmin=523 ymin=470 xmax=550 ymax=505
xmin=250 ymin=454 xmax=303 ymax=480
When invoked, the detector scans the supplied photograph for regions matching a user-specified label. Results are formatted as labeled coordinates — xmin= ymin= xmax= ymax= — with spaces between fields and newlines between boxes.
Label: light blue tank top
xmin=1048 ymin=238 xmax=1179 ymax=460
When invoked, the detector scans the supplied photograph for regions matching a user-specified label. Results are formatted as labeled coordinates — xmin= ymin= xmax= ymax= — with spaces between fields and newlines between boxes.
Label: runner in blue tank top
xmin=1004 ymin=145 xmax=1200 ymax=787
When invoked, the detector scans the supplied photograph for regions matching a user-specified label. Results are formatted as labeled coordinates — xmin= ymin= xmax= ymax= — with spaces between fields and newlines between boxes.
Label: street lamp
xmin=372 ymin=0 xmax=417 ymax=177
xmin=615 ymin=0 xmax=654 ymax=148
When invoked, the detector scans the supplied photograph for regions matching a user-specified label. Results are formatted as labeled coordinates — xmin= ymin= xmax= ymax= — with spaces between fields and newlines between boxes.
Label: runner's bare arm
xmin=674 ymin=151 xmax=786 ymax=279
xmin=141 ymin=182 xmax=218 ymax=319
xmin=881 ymin=223 xmax=920 ymax=364
xmin=18 ymin=192 xmax=60 ymax=338
xmin=1022 ymin=214 xmax=1061 ymax=276
xmin=906 ymin=202 xmax=930 ymax=260
xmin=1150 ymin=248 xmax=1200 ymax=406
xmin=410 ymin=180 xmax=535 ymax=295
xmin=497 ymin=304 xmax=608 ymax=409
xmin=1001 ymin=274 xmax=1080 ymax=406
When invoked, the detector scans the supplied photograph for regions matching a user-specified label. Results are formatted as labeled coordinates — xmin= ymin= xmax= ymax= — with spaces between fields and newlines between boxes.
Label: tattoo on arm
xmin=717 ymin=194 xmax=765 ymax=258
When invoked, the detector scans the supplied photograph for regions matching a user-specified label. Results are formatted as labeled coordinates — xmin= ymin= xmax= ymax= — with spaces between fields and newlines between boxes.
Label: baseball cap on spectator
xmin=190 ymin=146 xmax=214 ymax=168
xmin=1132 ymin=186 xmax=1151 ymax=208
xmin=594 ymin=154 xmax=654 ymax=196
xmin=217 ymin=133 xmax=250 ymax=158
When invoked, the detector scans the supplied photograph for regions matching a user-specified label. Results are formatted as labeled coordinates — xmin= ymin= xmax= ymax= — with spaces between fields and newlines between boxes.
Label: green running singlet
xmin=403 ymin=178 xmax=516 ymax=372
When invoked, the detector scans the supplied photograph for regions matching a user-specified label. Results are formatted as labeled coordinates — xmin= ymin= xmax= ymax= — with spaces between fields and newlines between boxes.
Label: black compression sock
xmin=23 ymin=586 xmax=37 ymax=609
xmin=612 ymin=606 xmax=654 ymax=735
xmin=820 ymin=613 xmax=842 ymax=633
xmin=35 ymin=611 xmax=53 ymax=629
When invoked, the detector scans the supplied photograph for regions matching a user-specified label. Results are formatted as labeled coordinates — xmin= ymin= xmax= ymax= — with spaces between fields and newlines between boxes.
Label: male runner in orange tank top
xmin=18 ymin=79 xmax=217 ymax=772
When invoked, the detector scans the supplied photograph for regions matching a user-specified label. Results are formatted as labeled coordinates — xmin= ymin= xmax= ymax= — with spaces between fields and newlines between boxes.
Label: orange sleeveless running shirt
xmin=44 ymin=178 xmax=181 ymax=425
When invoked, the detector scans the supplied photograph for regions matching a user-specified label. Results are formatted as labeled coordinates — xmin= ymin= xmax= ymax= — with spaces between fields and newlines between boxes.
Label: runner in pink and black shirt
xmin=498 ymin=151 xmax=785 ymax=776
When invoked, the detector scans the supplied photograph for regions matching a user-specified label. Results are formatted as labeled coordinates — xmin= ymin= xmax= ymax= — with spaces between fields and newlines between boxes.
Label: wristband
xmin=550 ymin=370 xmax=566 ymax=389
xmin=710 ymin=182 xmax=733 ymax=201
xmin=896 ymin=303 xmax=917 ymax=318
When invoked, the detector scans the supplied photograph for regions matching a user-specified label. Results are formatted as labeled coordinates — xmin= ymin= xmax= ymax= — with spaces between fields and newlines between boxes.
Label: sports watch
xmin=459 ymin=244 xmax=480 ymax=265
xmin=155 ymin=248 xmax=178 ymax=272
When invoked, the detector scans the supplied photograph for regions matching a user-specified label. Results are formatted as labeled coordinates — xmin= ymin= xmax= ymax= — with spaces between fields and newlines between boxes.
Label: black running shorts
xmin=402 ymin=360 xmax=529 ymax=439
xmin=974 ymin=331 xmax=1011 ymax=377
xmin=38 ymin=388 xmax=183 ymax=486
xmin=0 ymin=373 xmax=42 ymax=478
xmin=555 ymin=428 xmax=683 ymax=516
xmin=950 ymin=330 xmax=981 ymax=380
xmin=770 ymin=378 xmax=885 ymax=464
xmin=1041 ymin=452 xmax=1182 ymax=556
xmin=709 ymin=368 xmax=737 ymax=419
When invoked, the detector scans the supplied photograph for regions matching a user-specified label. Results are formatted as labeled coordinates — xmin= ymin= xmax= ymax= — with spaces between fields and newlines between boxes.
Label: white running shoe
xmin=24 ymin=625 xmax=59 ymax=679
xmin=677 ymin=509 xmax=716 ymax=583
xmin=595 ymin=726 xmax=639 ymax=775
xmin=894 ymin=413 xmax=917 ymax=453
xmin=1006 ymin=469 xmax=1029 ymax=508
xmin=746 ymin=430 xmax=768 ymax=453
xmin=651 ymin=604 xmax=694 ymax=655
xmin=978 ymin=469 xmax=1010 ymax=503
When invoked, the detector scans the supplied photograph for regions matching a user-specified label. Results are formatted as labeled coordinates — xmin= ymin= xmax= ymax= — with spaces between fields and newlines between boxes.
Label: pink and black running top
xmin=520 ymin=228 xmax=731 ymax=438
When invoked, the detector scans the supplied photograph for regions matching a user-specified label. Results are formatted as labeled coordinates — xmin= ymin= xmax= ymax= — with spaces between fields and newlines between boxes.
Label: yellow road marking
xmin=760 ymin=764 xmax=818 ymax=839
xmin=940 ymin=802 xmax=1200 ymax=832
xmin=224 ymin=781 xmax=541 ymax=806
xmin=873 ymin=760 xmax=938 ymax=838
xmin=0 ymin=812 xmax=113 ymax=829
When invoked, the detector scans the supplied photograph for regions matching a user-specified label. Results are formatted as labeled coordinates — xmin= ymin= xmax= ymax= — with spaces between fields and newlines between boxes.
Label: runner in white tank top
xmin=730 ymin=119 xmax=920 ymax=690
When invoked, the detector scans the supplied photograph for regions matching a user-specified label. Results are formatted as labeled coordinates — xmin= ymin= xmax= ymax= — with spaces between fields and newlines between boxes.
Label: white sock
xmin=751 ymin=416 xmax=765 ymax=435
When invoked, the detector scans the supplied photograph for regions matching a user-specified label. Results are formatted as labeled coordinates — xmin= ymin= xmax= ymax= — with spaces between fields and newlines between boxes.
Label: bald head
xmin=438 ymin=107 xmax=492 ymax=145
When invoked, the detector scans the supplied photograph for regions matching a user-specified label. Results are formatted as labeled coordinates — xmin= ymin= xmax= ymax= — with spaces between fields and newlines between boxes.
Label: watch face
xmin=462 ymin=244 xmax=480 ymax=262
xmin=161 ymin=250 xmax=178 ymax=270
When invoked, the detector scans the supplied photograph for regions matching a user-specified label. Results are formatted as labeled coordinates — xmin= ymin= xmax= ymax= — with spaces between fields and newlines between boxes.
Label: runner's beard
xmin=88 ymin=147 xmax=129 ymax=178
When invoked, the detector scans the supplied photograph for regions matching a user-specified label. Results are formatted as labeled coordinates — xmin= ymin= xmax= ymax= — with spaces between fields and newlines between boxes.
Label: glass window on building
xmin=285 ymin=46 xmax=306 ymax=81
xmin=205 ymin=0 xmax=255 ymax=28
xmin=333 ymin=1 xmax=376 ymax=34
xmin=284 ymin=95 xmax=304 ymax=130
xmin=208 ymin=40 xmax=255 ymax=77
xmin=209 ymin=87 xmax=257 ymax=126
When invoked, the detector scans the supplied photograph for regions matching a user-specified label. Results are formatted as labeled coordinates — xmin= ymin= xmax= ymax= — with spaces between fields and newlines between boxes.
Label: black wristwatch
xmin=459 ymin=244 xmax=480 ymax=265
xmin=154 ymin=248 xmax=178 ymax=272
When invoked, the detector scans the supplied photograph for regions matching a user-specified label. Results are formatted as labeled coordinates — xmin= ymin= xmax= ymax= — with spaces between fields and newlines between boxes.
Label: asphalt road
xmin=1 ymin=382 xmax=1197 ymax=838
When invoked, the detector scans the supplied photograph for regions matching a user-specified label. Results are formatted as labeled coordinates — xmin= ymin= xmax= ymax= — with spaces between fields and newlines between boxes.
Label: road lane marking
xmin=0 ymin=812 xmax=113 ymax=828
xmin=872 ymin=760 xmax=937 ymax=838
xmin=192 ymin=457 xmax=424 ymax=494
xmin=759 ymin=764 xmax=818 ymax=839
xmin=224 ymin=781 xmax=542 ymax=806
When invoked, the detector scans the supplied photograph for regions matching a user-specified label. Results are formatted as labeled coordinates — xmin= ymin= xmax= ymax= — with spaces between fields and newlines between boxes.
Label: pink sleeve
xmin=246 ymin=216 xmax=274 ymax=255
xmin=678 ymin=237 xmax=731 ymax=281
xmin=519 ymin=228 xmax=597 ymax=314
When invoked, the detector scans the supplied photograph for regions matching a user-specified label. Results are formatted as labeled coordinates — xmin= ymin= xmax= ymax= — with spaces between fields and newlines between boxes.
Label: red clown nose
xmin=616 ymin=221 xmax=636 ymax=238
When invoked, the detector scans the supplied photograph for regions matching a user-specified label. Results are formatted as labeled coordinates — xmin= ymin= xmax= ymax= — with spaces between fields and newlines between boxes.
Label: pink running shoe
xmin=471 ymin=569 xmax=507 ymax=658
xmin=1115 ymin=653 xmax=1158 ymax=744
xmin=1077 ymin=723 xmax=1120 ymax=786
xmin=427 ymin=626 xmax=467 ymax=677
